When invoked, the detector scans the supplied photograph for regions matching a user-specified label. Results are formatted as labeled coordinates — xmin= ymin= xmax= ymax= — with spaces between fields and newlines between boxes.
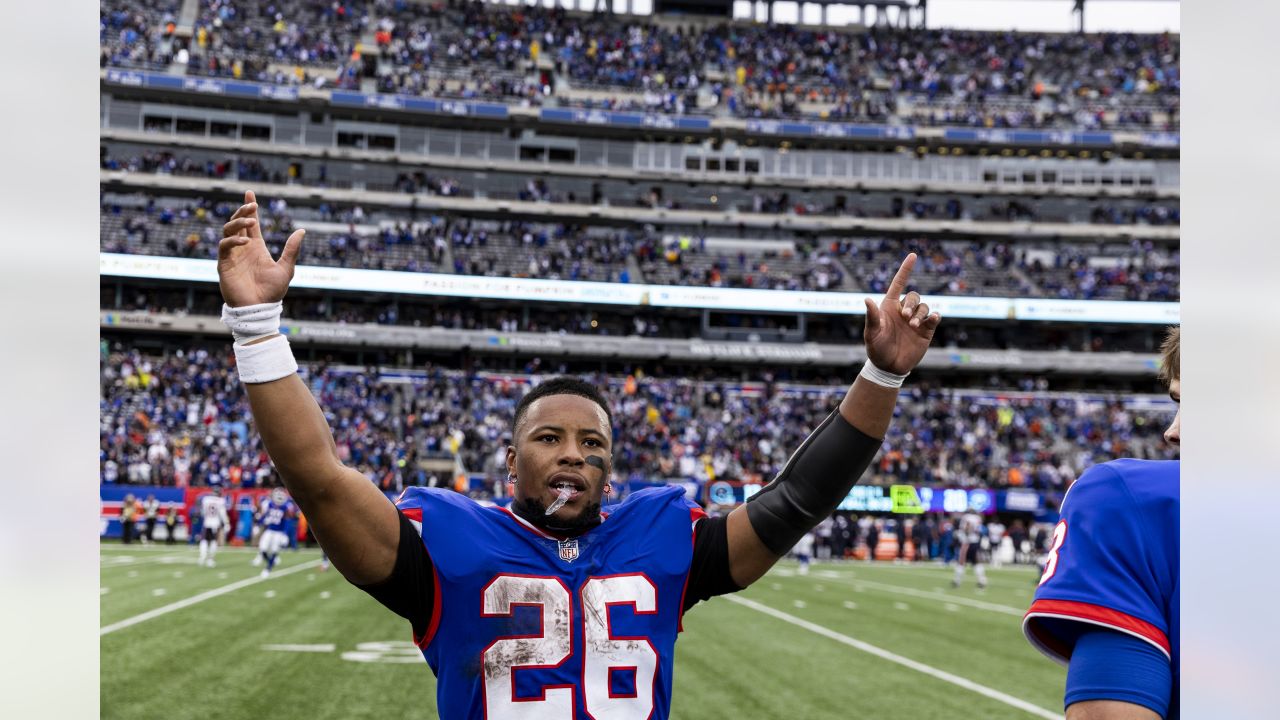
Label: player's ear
xmin=505 ymin=444 xmax=516 ymax=474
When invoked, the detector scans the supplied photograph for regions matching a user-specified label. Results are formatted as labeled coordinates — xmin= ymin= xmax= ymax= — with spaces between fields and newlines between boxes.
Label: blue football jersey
xmin=395 ymin=485 xmax=704 ymax=720
xmin=261 ymin=500 xmax=290 ymax=533
xmin=1024 ymin=459 xmax=1179 ymax=714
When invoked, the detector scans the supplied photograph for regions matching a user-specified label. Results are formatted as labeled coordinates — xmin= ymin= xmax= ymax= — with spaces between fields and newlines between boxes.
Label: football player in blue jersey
xmin=256 ymin=489 xmax=294 ymax=578
xmin=1023 ymin=326 xmax=1180 ymax=720
xmin=216 ymin=191 xmax=941 ymax=719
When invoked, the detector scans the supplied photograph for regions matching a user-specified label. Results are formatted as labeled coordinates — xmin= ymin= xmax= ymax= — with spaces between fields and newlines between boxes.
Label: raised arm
xmin=723 ymin=253 xmax=941 ymax=587
xmin=219 ymin=190 xmax=399 ymax=585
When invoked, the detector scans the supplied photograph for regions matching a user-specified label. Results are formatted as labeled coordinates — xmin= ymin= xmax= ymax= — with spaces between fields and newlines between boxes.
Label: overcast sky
xmin=585 ymin=0 xmax=1180 ymax=33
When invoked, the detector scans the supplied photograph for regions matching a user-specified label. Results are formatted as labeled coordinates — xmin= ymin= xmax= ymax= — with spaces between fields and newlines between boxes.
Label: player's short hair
xmin=513 ymin=377 xmax=613 ymax=438
xmin=1157 ymin=325 xmax=1180 ymax=386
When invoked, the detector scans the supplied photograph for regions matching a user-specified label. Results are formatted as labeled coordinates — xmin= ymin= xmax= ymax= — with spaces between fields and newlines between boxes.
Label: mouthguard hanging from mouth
xmin=544 ymin=456 xmax=607 ymax=516
xmin=545 ymin=485 xmax=573 ymax=516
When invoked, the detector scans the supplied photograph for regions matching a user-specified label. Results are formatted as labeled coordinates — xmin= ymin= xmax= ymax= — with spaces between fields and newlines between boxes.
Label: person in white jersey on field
xmin=952 ymin=513 xmax=988 ymax=589
xmin=198 ymin=486 xmax=230 ymax=568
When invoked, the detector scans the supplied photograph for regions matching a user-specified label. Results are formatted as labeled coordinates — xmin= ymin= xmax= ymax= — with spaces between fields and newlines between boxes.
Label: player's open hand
xmin=218 ymin=190 xmax=305 ymax=307
xmin=863 ymin=253 xmax=941 ymax=375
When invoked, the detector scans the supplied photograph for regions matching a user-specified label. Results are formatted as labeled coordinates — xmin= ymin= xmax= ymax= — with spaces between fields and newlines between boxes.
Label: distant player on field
xmin=793 ymin=531 xmax=816 ymax=575
xmin=255 ymin=489 xmax=294 ymax=578
xmin=216 ymin=191 xmax=940 ymax=719
xmin=197 ymin=486 xmax=230 ymax=568
xmin=1023 ymin=327 xmax=1180 ymax=720
xmin=951 ymin=512 xmax=988 ymax=590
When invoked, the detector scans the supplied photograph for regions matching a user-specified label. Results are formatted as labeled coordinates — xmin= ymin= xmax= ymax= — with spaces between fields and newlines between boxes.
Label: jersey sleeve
xmin=354 ymin=488 xmax=440 ymax=646
xmin=1023 ymin=463 xmax=1175 ymax=665
xmin=682 ymin=514 xmax=742 ymax=614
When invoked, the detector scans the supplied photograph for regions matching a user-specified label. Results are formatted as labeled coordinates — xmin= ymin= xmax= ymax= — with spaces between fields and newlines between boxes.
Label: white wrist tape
xmin=859 ymin=359 xmax=909 ymax=389
xmin=230 ymin=334 xmax=299 ymax=384
xmin=221 ymin=301 xmax=284 ymax=344
xmin=221 ymin=302 xmax=298 ymax=383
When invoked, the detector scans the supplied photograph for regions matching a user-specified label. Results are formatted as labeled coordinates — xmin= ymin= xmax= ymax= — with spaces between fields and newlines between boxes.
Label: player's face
xmin=1163 ymin=378 xmax=1180 ymax=446
xmin=508 ymin=394 xmax=612 ymax=530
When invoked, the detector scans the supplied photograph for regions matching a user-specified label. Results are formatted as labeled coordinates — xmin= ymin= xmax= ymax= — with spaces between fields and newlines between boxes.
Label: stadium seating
xmin=100 ymin=0 xmax=183 ymax=70
xmin=100 ymin=349 xmax=1177 ymax=492
xmin=99 ymin=193 xmax=1182 ymax=300
xmin=102 ymin=0 xmax=1178 ymax=129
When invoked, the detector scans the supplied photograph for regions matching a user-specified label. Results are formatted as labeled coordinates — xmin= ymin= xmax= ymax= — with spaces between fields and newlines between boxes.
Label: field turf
xmin=101 ymin=544 xmax=1065 ymax=719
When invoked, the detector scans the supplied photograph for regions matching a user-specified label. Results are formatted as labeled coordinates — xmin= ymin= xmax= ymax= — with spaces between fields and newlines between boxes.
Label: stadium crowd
xmin=100 ymin=348 xmax=1176 ymax=495
xmin=99 ymin=193 xmax=1181 ymax=300
xmin=100 ymin=0 xmax=184 ymax=70
xmin=103 ymin=0 xmax=1178 ymax=129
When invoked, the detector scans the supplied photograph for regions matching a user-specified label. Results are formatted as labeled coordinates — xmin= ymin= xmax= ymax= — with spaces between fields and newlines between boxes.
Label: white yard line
xmin=100 ymin=560 xmax=322 ymax=636
xmin=782 ymin=570 xmax=1026 ymax=616
xmin=261 ymin=644 xmax=336 ymax=653
xmin=845 ymin=578 xmax=1026 ymax=616
xmin=100 ymin=545 xmax=283 ymax=554
xmin=101 ymin=555 xmax=190 ymax=568
xmin=811 ymin=563 xmax=1038 ymax=589
xmin=726 ymin=595 xmax=1062 ymax=720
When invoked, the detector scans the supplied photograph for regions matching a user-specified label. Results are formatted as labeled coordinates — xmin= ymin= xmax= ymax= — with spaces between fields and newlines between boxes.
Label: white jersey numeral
xmin=582 ymin=575 xmax=659 ymax=719
xmin=482 ymin=576 xmax=574 ymax=720
xmin=1038 ymin=520 xmax=1068 ymax=586
xmin=480 ymin=573 xmax=661 ymax=719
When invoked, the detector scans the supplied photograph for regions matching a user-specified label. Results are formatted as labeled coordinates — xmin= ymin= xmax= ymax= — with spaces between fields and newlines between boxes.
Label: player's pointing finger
xmin=885 ymin=253 xmax=917 ymax=301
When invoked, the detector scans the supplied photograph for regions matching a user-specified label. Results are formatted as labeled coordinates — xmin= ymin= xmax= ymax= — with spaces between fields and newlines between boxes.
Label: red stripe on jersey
xmin=676 ymin=508 xmax=704 ymax=633
xmin=1024 ymin=598 xmax=1171 ymax=661
xmin=400 ymin=506 xmax=423 ymax=523
xmin=415 ymin=561 xmax=444 ymax=649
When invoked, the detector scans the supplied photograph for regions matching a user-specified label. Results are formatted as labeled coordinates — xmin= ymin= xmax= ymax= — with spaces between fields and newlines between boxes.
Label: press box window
xmin=548 ymin=147 xmax=575 ymax=163
xmin=142 ymin=115 xmax=173 ymax=132
xmin=338 ymin=132 xmax=366 ymax=149
xmin=176 ymin=118 xmax=207 ymax=135
xmin=241 ymin=124 xmax=271 ymax=141
xmin=210 ymin=121 xmax=238 ymax=138
xmin=368 ymin=134 xmax=396 ymax=151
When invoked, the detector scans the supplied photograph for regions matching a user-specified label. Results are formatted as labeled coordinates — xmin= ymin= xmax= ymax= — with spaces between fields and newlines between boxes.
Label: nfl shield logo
xmin=557 ymin=539 xmax=579 ymax=563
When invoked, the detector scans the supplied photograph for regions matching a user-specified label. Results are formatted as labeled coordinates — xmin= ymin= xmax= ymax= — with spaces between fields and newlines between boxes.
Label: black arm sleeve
xmin=745 ymin=409 xmax=883 ymax=555
xmin=682 ymin=515 xmax=742 ymax=613
xmin=354 ymin=511 xmax=435 ymax=639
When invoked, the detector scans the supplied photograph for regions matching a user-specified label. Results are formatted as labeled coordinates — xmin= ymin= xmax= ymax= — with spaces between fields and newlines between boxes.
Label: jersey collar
xmin=497 ymin=506 xmax=608 ymax=541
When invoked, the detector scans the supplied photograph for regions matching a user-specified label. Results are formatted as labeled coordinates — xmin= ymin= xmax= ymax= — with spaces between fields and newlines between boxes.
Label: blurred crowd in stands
xmin=101 ymin=0 xmax=1178 ymax=130
xmin=100 ymin=194 xmax=1180 ymax=301
xmin=100 ymin=349 xmax=1176 ymax=494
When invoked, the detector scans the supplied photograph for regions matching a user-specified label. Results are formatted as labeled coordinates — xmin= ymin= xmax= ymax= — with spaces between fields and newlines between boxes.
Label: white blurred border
xmin=1183 ymin=0 xmax=1280 ymax=715
xmin=0 ymin=0 xmax=99 ymax=714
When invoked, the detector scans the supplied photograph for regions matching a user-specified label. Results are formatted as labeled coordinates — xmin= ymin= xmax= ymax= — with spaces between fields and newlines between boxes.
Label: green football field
xmin=101 ymin=543 xmax=1065 ymax=719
